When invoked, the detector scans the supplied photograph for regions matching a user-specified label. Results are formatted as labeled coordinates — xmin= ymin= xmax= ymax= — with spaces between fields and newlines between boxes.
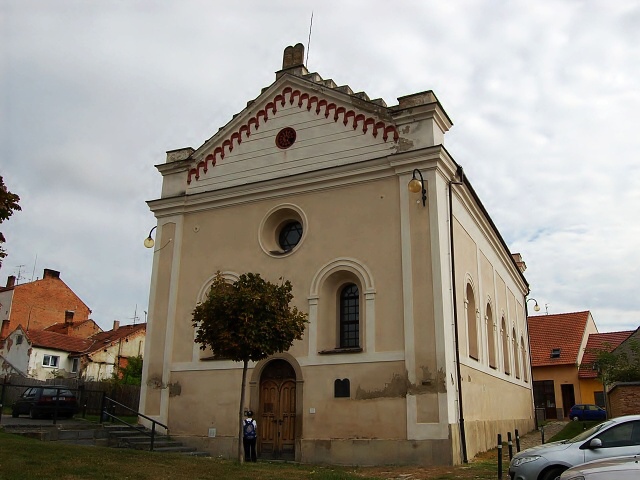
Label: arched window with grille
xmin=513 ymin=328 xmax=520 ymax=379
xmin=487 ymin=303 xmax=497 ymax=368
xmin=502 ymin=317 xmax=510 ymax=375
xmin=521 ymin=337 xmax=528 ymax=382
xmin=466 ymin=283 xmax=479 ymax=360
xmin=339 ymin=283 xmax=360 ymax=348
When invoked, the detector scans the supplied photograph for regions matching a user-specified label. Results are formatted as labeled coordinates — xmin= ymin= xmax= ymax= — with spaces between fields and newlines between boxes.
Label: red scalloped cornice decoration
xmin=187 ymin=87 xmax=399 ymax=184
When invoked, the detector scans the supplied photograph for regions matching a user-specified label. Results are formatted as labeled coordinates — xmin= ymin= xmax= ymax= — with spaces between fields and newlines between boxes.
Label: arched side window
xmin=487 ymin=303 xmax=497 ymax=369
xmin=513 ymin=328 xmax=520 ymax=379
xmin=501 ymin=317 xmax=510 ymax=375
xmin=521 ymin=337 xmax=528 ymax=382
xmin=466 ymin=283 xmax=479 ymax=360
xmin=310 ymin=258 xmax=374 ymax=355
xmin=339 ymin=283 xmax=360 ymax=348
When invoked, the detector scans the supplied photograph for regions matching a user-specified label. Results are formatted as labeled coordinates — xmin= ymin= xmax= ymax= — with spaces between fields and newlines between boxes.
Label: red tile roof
xmin=25 ymin=323 xmax=146 ymax=355
xmin=44 ymin=319 xmax=101 ymax=334
xmin=529 ymin=311 xmax=591 ymax=367
xmin=578 ymin=330 xmax=634 ymax=378
xmin=26 ymin=330 xmax=93 ymax=353
xmin=85 ymin=324 xmax=146 ymax=354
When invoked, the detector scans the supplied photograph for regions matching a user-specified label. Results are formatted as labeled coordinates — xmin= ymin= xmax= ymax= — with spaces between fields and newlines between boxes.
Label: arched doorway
xmin=259 ymin=359 xmax=296 ymax=460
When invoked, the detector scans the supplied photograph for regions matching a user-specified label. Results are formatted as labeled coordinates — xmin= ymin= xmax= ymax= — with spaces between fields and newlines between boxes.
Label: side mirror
xmin=589 ymin=438 xmax=603 ymax=449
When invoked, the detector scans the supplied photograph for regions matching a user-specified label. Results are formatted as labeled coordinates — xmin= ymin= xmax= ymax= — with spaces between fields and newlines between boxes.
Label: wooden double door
xmin=259 ymin=360 xmax=296 ymax=460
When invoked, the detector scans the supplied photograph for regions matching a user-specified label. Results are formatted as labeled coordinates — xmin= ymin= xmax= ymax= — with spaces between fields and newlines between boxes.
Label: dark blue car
xmin=569 ymin=404 xmax=607 ymax=421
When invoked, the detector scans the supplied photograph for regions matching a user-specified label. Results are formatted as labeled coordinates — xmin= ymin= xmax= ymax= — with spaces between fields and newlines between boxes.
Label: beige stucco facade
xmin=140 ymin=44 xmax=534 ymax=465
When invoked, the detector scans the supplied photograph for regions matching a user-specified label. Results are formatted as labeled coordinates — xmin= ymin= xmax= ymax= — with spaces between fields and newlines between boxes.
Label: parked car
xmin=559 ymin=453 xmax=640 ymax=479
xmin=509 ymin=414 xmax=640 ymax=480
xmin=568 ymin=404 xmax=607 ymax=421
xmin=11 ymin=385 xmax=79 ymax=419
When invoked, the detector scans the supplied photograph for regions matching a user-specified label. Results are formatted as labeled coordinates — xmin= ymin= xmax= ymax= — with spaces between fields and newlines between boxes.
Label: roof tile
xmin=578 ymin=330 xmax=634 ymax=378
xmin=529 ymin=311 xmax=590 ymax=366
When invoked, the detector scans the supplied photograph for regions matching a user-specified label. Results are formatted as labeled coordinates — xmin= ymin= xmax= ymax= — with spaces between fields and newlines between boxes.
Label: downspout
xmin=524 ymin=299 xmax=537 ymax=428
xmin=449 ymin=165 xmax=467 ymax=463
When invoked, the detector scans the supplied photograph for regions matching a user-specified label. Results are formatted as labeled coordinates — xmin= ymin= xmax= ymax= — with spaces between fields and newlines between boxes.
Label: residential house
xmin=23 ymin=329 xmax=91 ymax=380
xmin=605 ymin=327 xmax=640 ymax=416
xmin=0 ymin=321 xmax=146 ymax=381
xmin=578 ymin=330 xmax=634 ymax=408
xmin=0 ymin=325 xmax=30 ymax=377
xmin=0 ymin=269 xmax=92 ymax=339
xmin=44 ymin=314 xmax=102 ymax=338
xmin=79 ymin=321 xmax=146 ymax=381
xmin=529 ymin=311 xmax=598 ymax=420
xmin=141 ymin=43 xmax=534 ymax=466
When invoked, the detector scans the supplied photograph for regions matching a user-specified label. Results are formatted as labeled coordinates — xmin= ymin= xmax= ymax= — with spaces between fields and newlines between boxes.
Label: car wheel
xmin=540 ymin=466 xmax=567 ymax=480
xmin=572 ymin=416 xmax=579 ymax=421
xmin=11 ymin=409 xmax=19 ymax=418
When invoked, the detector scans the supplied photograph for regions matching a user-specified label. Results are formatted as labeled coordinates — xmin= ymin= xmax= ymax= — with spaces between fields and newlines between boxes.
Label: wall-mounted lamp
xmin=144 ymin=226 xmax=157 ymax=249
xmin=408 ymin=169 xmax=427 ymax=206
xmin=526 ymin=298 xmax=541 ymax=312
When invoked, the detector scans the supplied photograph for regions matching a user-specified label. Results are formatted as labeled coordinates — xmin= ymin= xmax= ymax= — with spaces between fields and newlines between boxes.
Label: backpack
xmin=243 ymin=419 xmax=256 ymax=439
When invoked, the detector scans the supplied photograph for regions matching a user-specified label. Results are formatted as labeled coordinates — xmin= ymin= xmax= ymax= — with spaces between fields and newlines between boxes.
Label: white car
xmin=559 ymin=454 xmax=640 ymax=479
xmin=509 ymin=415 xmax=640 ymax=480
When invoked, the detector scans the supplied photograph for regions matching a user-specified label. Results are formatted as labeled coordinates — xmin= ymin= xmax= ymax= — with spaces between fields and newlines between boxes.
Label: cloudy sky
xmin=2 ymin=1 xmax=638 ymax=333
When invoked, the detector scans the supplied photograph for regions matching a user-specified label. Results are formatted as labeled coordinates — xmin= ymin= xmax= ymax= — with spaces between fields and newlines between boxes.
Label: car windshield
xmin=567 ymin=420 xmax=613 ymax=443
xmin=42 ymin=388 xmax=73 ymax=396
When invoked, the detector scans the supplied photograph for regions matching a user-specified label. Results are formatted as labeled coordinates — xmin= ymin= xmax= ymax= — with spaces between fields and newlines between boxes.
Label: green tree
xmin=192 ymin=272 xmax=307 ymax=463
xmin=111 ymin=355 xmax=144 ymax=386
xmin=0 ymin=176 xmax=22 ymax=267
xmin=590 ymin=340 xmax=640 ymax=386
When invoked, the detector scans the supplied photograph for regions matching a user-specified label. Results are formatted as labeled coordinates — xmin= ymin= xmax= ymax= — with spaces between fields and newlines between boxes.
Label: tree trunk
xmin=238 ymin=359 xmax=248 ymax=463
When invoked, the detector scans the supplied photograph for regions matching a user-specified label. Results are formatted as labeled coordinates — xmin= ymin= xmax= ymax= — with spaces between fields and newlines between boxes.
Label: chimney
xmin=1 ymin=320 xmax=10 ymax=339
xmin=6 ymin=276 xmax=15 ymax=288
xmin=512 ymin=253 xmax=527 ymax=273
xmin=113 ymin=320 xmax=120 ymax=331
xmin=65 ymin=310 xmax=75 ymax=325
xmin=43 ymin=269 xmax=61 ymax=279
xmin=276 ymin=43 xmax=309 ymax=79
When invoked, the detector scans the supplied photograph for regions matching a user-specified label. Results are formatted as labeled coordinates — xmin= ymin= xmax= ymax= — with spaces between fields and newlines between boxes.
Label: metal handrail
xmin=101 ymin=396 xmax=168 ymax=451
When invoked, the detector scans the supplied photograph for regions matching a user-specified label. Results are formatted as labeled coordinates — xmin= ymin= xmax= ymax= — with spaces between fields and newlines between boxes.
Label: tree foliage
xmin=192 ymin=272 xmax=307 ymax=362
xmin=0 ymin=176 xmax=22 ymax=266
xmin=192 ymin=272 xmax=307 ymax=462
xmin=589 ymin=339 xmax=640 ymax=385
xmin=111 ymin=355 xmax=144 ymax=386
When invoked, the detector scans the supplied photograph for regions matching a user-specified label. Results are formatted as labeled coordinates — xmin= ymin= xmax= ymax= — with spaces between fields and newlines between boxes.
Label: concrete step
xmin=2 ymin=420 xmax=210 ymax=457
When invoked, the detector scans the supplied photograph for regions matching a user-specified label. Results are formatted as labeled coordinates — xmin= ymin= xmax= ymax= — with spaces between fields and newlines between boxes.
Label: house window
xmin=71 ymin=358 xmax=79 ymax=373
xmin=594 ymin=391 xmax=605 ymax=408
xmin=43 ymin=354 xmax=59 ymax=367
xmin=339 ymin=283 xmax=359 ymax=348
xmin=16 ymin=334 xmax=23 ymax=345
xmin=334 ymin=379 xmax=350 ymax=398
xmin=551 ymin=348 xmax=561 ymax=358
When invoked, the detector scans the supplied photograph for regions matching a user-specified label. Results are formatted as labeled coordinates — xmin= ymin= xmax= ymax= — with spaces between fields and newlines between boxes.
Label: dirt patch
xmin=348 ymin=450 xmax=498 ymax=479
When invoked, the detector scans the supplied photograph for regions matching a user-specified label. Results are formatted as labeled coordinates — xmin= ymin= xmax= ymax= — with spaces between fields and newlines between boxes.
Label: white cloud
xmin=2 ymin=0 xmax=639 ymax=333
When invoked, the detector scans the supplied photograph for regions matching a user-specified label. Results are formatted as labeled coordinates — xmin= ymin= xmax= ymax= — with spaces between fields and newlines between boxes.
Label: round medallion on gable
xmin=275 ymin=127 xmax=296 ymax=149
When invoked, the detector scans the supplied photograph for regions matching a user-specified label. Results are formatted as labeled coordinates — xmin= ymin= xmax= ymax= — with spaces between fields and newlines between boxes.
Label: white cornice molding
xmin=149 ymin=147 xmax=448 ymax=218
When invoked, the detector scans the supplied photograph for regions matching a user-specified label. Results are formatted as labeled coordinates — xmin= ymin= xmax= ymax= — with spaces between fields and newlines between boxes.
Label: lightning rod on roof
xmin=306 ymin=11 xmax=313 ymax=68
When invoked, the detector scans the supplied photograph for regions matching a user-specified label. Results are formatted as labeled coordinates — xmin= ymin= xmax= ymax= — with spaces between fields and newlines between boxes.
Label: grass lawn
xmin=0 ymin=430 xmax=499 ymax=480
xmin=547 ymin=420 xmax=603 ymax=442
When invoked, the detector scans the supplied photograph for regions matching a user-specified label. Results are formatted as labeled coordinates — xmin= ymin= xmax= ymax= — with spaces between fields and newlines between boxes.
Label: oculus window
xmin=278 ymin=221 xmax=303 ymax=252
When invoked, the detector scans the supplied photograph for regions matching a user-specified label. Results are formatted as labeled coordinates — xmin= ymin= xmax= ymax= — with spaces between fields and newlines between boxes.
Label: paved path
xmin=517 ymin=421 xmax=567 ymax=451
